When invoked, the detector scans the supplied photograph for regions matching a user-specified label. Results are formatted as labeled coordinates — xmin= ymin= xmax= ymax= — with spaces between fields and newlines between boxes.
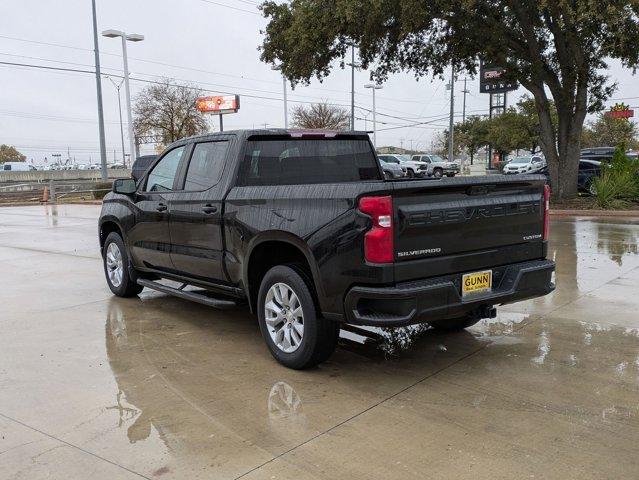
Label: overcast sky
xmin=1 ymin=0 xmax=638 ymax=164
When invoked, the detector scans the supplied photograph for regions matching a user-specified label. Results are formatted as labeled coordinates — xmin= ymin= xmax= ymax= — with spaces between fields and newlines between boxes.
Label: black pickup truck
xmin=99 ymin=130 xmax=555 ymax=369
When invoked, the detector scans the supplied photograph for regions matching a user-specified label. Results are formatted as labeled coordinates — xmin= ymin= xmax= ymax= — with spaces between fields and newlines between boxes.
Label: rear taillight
xmin=543 ymin=184 xmax=550 ymax=240
xmin=358 ymin=195 xmax=394 ymax=263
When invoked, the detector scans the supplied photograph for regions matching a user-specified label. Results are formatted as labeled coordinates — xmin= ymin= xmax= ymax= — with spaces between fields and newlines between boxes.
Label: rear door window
xmin=183 ymin=141 xmax=229 ymax=191
xmin=237 ymin=138 xmax=380 ymax=186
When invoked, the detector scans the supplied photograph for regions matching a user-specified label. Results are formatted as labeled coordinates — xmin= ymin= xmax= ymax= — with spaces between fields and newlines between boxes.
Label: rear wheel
xmin=103 ymin=232 xmax=143 ymax=297
xmin=430 ymin=316 xmax=480 ymax=332
xmin=257 ymin=265 xmax=339 ymax=369
xmin=587 ymin=179 xmax=597 ymax=196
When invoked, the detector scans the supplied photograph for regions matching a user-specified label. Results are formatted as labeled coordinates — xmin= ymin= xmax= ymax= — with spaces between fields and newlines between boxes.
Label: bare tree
xmin=133 ymin=79 xmax=209 ymax=148
xmin=291 ymin=102 xmax=350 ymax=130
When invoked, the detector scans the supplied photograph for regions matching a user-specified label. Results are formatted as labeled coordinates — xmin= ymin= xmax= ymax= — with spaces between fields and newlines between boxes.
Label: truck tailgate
xmin=392 ymin=176 xmax=546 ymax=263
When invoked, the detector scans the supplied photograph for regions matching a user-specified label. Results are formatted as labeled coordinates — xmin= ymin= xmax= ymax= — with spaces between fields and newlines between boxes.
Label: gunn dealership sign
xmin=479 ymin=62 xmax=518 ymax=94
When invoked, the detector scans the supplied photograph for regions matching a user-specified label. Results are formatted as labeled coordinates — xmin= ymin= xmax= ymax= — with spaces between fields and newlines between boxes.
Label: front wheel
xmin=257 ymin=265 xmax=339 ymax=369
xmin=406 ymin=169 xmax=415 ymax=178
xmin=433 ymin=168 xmax=443 ymax=178
xmin=103 ymin=232 xmax=143 ymax=297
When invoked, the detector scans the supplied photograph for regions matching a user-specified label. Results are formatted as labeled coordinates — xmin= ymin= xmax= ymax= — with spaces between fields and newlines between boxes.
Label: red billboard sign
xmin=606 ymin=102 xmax=634 ymax=119
xmin=196 ymin=95 xmax=240 ymax=114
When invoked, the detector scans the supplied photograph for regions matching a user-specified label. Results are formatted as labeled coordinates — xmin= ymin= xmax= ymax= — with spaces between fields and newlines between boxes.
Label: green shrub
xmin=92 ymin=181 xmax=113 ymax=200
xmin=592 ymin=144 xmax=639 ymax=209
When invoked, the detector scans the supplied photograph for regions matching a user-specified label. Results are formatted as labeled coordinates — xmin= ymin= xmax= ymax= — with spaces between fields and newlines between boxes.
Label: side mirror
xmin=113 ymin=178 xmax=136 ymax=195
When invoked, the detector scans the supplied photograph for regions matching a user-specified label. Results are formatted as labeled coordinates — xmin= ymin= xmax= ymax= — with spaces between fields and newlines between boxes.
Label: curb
xmin=550 ymin=209 xmax=639 ymax=217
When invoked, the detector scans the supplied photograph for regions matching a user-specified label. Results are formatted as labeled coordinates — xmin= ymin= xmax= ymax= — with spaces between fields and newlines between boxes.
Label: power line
xmin=197 ymin=0 xmax=261 ymax=15
xmin=0 ymin=59 xmax=430 ymax=125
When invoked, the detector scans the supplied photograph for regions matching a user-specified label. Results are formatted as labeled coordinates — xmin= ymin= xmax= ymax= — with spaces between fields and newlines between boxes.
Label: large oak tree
xmin=259 ymin=0 xmax=639 ymax=199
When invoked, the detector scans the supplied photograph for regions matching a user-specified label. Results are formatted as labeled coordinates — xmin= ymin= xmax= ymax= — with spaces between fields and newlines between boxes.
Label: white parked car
xmin=503 ymin=155 xmax=546 ymax=174
xmin=2 ymin=162 xmax=34 ymax=172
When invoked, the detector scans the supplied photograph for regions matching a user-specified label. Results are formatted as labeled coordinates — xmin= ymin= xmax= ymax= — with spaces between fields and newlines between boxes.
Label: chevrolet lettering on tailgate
xmin=407 ymin=202 xmax=539 ymax=227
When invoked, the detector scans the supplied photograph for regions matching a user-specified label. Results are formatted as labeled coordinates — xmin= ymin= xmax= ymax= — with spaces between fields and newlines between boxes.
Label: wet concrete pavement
xmin=1 ymin=205 xmax=639 ymax=479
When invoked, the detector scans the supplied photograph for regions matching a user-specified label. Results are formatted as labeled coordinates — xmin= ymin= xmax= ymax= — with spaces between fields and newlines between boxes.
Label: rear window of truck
xmin=237 ymin=139 xmax=380 ymax=186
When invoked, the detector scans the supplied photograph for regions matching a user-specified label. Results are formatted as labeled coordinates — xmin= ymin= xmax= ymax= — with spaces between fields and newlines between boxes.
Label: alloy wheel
xmin=264 ymin=282 xmax=304 ymax=353
xmin=105 ymin=242 xmax=124 ymax=288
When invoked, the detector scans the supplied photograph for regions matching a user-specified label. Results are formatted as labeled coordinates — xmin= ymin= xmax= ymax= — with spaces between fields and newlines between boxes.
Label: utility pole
xmin=462 ymin=77 xmax=469 ymax=123
xmin=91 ymin=0 xmax=108 ymax=181
xmin=282 ymin=76 xmax=288 ymax=129
xmin=271 ymin=65 xmax=288 ymax=128
xmin=447 ymin=65 xmax=455 ymax=162
xmin=351 ymin=45 xmax=355 ymax=130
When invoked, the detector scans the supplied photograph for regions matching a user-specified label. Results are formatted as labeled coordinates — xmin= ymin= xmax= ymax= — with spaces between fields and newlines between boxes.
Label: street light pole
xmin=364 ymin=84 xmax=383 ymax=148
xmin=91 ymin=0 xmax=108 ymax=181
xmin=107 ymin=77 xmax=126 ymax=166
xmin=102 ymin=30 xmax=144 ymax=169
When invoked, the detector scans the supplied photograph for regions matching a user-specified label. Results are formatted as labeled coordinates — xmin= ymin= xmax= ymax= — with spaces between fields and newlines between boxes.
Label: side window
xmin=145 ymin=146 xmax=185 ymax=192
xmin=423 ymin=157 xmax=431 ymax=164
xmin=183 ymin=141 xmax=229 ymax=191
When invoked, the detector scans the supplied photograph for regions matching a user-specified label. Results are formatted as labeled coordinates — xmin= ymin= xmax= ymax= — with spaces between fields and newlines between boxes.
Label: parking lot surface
xmin=1 ymin=204 xmax=638 ymax=480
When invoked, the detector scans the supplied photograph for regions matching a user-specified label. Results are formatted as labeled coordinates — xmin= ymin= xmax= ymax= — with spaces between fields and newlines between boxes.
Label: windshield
xmin=510 ymin=157 xmax=532 ymax=164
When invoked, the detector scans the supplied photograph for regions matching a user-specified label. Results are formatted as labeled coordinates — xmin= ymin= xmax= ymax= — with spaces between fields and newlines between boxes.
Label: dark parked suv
xmin=99 ymin=130 xmax=555 ymax=369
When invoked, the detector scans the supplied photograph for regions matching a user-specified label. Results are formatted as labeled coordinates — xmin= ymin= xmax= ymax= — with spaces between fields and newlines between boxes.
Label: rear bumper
xmin=343 ymin=259 xmax=555 ymax=327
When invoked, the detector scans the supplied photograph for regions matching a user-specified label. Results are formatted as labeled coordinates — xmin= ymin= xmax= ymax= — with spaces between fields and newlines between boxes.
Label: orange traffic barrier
xmin=41 ymin=186 xmax=50 ymax=203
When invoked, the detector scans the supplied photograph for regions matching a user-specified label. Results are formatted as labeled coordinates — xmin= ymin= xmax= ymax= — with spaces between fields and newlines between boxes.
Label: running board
xmin=137 ymin=278 xmax=238 ymax=309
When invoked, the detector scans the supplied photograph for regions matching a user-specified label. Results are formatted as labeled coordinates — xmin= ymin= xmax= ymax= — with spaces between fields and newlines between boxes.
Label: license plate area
xmin=461 ymin=270 xmax=492 ymax=297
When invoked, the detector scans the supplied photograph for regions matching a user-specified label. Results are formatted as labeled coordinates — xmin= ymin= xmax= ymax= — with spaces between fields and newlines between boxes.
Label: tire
xmin=257 ymin=265 xmax=339 ymax=369
xmin=406 ymin=169 xmax=415 ymax=178
xmin=587 ymin=179 xmax=597 ymax=196
xmin=103 ymin=232 xmax=143 ymax=297
xmin=433 ymin=168 xmax=443 ymax=178
xmin=430 ymin=316 xmax=480 ymax=332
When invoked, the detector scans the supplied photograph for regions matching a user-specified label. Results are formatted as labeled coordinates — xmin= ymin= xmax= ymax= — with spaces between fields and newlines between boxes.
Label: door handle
xmin=201 ymin=204 xmax=218 ymax=214
xmin=156 ymin=203 xmax=168 ymax=212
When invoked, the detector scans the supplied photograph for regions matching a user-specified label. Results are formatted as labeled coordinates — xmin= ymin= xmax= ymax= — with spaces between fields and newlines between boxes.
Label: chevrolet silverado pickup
xmin=99 ymin=130 xmax=555 ymax=369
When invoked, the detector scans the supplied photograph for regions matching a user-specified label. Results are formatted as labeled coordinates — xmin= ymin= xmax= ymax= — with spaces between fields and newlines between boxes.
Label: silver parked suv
xmin=410 ymin=154 xmax=460 ymax=178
